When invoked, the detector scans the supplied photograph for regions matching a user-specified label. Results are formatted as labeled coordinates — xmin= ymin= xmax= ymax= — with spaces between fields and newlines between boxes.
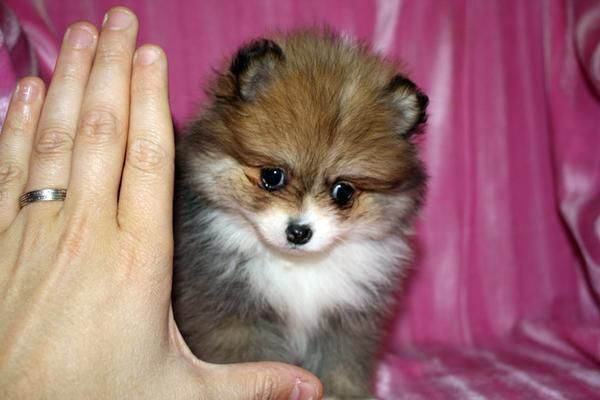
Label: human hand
xmin=0 ymin=7 xmax=322 ymax=399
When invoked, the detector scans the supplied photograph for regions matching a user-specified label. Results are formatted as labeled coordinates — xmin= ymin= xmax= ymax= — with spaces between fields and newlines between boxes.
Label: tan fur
xmin=185 ymin=31 xmax=425 ymax=228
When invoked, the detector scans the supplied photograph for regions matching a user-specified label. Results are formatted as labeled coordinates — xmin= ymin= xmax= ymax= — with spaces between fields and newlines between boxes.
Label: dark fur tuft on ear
xmin=386 ymin=74 xmax=429 ymax=138
xmin=229 ymin=39 xmax=284 ymax=101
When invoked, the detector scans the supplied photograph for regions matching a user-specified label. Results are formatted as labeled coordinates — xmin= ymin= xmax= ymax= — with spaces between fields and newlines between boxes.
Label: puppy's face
xmin=183 ymin=33 xmax=427 ymax=255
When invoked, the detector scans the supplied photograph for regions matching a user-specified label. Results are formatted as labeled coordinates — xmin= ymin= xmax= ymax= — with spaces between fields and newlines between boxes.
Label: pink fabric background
xmin=1 ymin=0 xmax=599 ymax=398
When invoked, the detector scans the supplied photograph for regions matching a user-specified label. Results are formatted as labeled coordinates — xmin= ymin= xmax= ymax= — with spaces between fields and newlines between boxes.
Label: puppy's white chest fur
xmin=244 ymin=237 xmax=408 ymax=354
xmin=205 ymin=209 xmax=410 ymax=355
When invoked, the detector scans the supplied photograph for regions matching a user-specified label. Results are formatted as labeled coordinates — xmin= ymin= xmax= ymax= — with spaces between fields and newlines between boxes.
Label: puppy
xmin=172 ymin=30 xmax=428 ymax=399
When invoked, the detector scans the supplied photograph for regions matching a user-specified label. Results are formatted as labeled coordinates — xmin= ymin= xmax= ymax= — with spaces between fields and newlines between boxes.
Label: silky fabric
xmin=1 ymin=1 xmax=599 ymax=398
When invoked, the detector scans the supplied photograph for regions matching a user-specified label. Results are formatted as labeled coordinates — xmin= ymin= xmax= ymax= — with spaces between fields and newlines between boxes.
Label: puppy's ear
xmin=229 ymin=39 xmax=284 ymax=101
xmin=386 ymin=75 xmax=429 ymax=138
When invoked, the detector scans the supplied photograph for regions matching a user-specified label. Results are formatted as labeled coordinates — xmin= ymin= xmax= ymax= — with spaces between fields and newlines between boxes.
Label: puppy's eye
xmin=331 ymin=182 xmax=355 ymax=206
xmin=260 ymin=167 xmax=287 ymax=191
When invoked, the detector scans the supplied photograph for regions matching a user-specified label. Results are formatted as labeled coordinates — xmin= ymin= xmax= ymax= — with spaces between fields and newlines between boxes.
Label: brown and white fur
xmin=172 ymin=31 xmax=428 ymax=399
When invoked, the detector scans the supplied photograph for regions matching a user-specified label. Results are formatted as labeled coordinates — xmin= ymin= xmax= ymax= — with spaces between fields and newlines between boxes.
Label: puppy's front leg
xmin=311 ymin=321 xmax=380 ymax=399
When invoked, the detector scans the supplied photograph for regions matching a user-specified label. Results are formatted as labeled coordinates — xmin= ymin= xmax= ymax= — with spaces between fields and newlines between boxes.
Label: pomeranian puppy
xmin=173 ymin=30 xmax=428 ymax=399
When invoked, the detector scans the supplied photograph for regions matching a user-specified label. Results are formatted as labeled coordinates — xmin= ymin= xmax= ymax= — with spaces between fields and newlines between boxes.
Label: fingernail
xmin=15 ymin=81 xmax=39 ymax=103
xmin=66 ymin=26 xmax=94 ymax=49
xmin=103 ymin=9 xmax=132 ymax=30
xmin=289 ymin=379 xmax=318 ymax=400
xmin=134 ymin=46 xmax=160 ymax=65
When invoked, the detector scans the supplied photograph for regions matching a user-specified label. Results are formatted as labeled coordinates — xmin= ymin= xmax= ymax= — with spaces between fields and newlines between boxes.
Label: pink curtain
xmin=2 ymin=0 xmax=599 ymax=398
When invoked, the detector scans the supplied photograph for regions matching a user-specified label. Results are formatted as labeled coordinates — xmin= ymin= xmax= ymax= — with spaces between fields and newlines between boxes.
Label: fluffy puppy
xmin=172 ymin=30 xmax=428 ymax=399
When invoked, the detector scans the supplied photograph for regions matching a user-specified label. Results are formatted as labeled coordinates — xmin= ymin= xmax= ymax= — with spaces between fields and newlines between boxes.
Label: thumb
xmin=167 ymin=308 xmax=322 ymax=399
xmin=201 ymin=362 xmax=323 ymax=400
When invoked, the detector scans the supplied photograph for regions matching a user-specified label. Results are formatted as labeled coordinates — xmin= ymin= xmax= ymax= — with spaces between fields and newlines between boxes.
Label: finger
xmin=166 ymin=311 xmax=323 ymax=400
xmin=66 ymin=7 xmax=138 ymax=215
xmin=118 ymin=45 xmax=174 ymax=244
xmin=0 ymin=78 xmax=45 ymax=229
xmin=201 ymin=362 xmax=323 ymax=400
xmin=25 ymin=22 xmax=98 ymax=199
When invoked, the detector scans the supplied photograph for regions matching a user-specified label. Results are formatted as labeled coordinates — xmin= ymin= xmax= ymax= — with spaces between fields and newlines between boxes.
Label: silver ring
xmin=19 ymin=188 xmax=67 ymax=209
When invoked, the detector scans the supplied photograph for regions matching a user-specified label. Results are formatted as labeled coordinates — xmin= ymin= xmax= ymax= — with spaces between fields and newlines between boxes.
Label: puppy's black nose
xmin=286 ymin=223 xmax=313 ymax=245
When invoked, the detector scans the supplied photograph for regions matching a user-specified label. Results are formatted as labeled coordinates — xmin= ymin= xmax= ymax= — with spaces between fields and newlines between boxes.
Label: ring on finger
xmin=19 ymin=188 xmax=68 ymax=209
